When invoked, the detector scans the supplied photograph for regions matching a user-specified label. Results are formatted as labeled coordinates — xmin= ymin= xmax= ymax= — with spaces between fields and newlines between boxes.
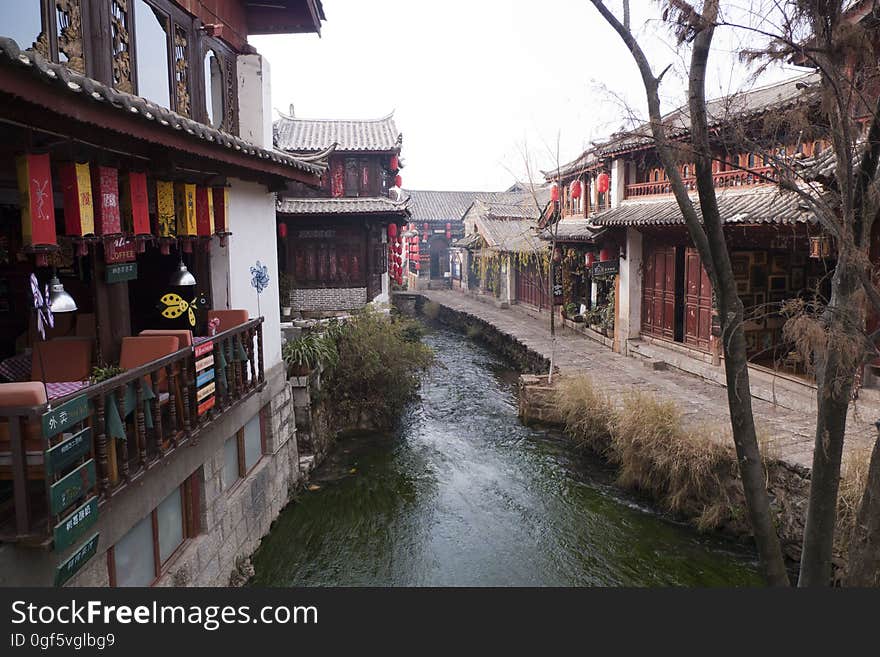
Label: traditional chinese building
xmin=0 ymin=0 xmax=329 ymax=587
xmin=273 ymin=112 xmax=410 ymax=315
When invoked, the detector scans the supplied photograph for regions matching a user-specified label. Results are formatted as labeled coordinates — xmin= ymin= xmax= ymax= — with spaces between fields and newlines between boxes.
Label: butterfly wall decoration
xmin=159 ymin=292 xmax=208 ymax=328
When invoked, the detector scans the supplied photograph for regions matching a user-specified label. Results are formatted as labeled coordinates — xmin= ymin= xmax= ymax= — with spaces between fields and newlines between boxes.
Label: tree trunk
xmin=799 ymin=264 xmax=860 ymax=586
xmin=846 ymin=431 xmax=880 ymax=586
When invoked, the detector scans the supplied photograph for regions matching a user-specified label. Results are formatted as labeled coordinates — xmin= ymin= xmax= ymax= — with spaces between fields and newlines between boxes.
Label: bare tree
xmin=589 ymin=0 xmax=790 ymax=585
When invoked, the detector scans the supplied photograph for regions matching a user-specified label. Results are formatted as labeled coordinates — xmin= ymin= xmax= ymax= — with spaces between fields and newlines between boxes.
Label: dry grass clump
xmin=555 ymin=375 xmax=615 ymax=455
xmin=610 ymin=391 xmax=740 ymax=530
xmin=422 ymin=301 xmax=441 ymax=320
xmin=836 ymin=446 xmax=871 ymax=554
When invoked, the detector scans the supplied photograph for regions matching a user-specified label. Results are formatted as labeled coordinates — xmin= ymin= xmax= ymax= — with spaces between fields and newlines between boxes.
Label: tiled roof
xmin=405 ymin=188 xmax=553 ymax=223
xmin=476 ymin=216 xmax=546 ymax=254
xmin=274 ymin=113 xmax=401 ymax=153
xmin=590 ymin=185 xmax=816 ymax=227
xmin=277 ymin=196 xmax=411 ymax=215
xmin=544 ymin=217 xmax=606 ymax=242
xmin=0 ymin=37 xmax=326 ymax=177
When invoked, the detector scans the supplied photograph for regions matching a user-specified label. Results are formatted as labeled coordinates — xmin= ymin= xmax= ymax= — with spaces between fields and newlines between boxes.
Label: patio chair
xmin=138 ymin=329 xmax=193 ymax=348
xmin=207 ymin=309 xmax=249 ymax=333
xmin=0 ymin=382 xmax=48 ymax=480
xmin=31 ymin=338 xmax=92 ymax=383
xmin=118 ymin=336 xmax=181 ymax=393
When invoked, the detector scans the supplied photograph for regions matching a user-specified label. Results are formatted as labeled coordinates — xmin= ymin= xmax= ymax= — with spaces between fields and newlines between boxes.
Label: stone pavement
xmin=418 ymin=289 xmax=878 ymax=470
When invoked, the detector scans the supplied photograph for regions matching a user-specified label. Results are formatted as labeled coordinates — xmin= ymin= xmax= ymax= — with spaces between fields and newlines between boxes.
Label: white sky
xmin=250 ymin=0 xmax=809 ymax=192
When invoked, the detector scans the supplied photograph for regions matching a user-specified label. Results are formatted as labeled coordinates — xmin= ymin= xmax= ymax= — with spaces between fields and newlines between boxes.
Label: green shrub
xmin=282 ymin=332 xmax=337 ymax=375
xmin=322 ymin=309 xmax=433 ymax=428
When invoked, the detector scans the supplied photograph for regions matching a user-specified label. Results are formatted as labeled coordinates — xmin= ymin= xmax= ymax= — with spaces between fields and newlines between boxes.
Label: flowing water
xmin=251 ymin=325 xmax=762 ymax=586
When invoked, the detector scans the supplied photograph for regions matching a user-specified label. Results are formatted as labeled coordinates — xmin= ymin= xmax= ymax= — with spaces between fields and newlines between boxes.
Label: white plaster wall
xmin=618 ymin=227 xmax=643 ymax=354
xmin=237 ymin=54 xmax=272 ymax=149
xmin=211 ymin=178 xmax=282 ymax=369
xmin=610 ymin=158 xmax=626 ymax=208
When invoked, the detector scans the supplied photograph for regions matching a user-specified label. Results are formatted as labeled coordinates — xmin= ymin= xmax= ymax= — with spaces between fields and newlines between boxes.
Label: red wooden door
xmin=642 ymin=244 xmax=675 ymax=340
xmin=516 ymin=262 xmax=548 ymax=309
xmin=684 ymin=247 xmax=713 ymax=351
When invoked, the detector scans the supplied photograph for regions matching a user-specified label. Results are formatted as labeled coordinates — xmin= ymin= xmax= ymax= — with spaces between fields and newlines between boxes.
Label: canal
xmin=251 ymin=324 xmax=762 ymax=586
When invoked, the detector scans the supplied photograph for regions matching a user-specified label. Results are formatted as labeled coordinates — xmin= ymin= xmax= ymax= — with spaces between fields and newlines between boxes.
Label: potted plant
xmin=282 ymin=332 xmax=338 ymax=379
xmin=90 ymin=364 xmax=125 ymax=384
xmin=279 ymin=273 xmax=293 ymax=318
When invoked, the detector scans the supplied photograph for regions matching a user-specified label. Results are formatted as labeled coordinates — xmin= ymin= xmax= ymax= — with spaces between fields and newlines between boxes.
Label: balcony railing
xmin=0 ymin=318 xmax=264 ymax=545
xmin=625 ymin=166 xmax=777 ymax=198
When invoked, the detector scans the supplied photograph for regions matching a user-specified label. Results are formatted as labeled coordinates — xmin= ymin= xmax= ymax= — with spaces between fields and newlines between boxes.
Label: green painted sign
xmin=106 ymin=262 xmax=138 ymax=284
xmin=44 ymin=427 xmax=92 ymax=477
xmin=53 ymin=496 xmax=98 ymax=552
xmin=54 ymin=532 xmax=99 ymax=587
xmin=42 ymin=395 xmax=91 ymax=439
xmin=49 ymin=459 xmax=95 ymax=516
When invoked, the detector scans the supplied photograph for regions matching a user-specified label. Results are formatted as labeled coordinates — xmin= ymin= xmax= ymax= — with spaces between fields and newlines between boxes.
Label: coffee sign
xmin=105 ymin=237 xmax=136 ymax=264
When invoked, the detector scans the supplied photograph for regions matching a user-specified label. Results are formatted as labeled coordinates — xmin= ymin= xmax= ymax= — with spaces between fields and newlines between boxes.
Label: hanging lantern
xmin=156 ymin=180 xmax=176 ymax=255
xmin=395 ymin=174 xmax=403 ymax=188
xmin=445 ymin=222 xmax=452 ymax=240
xmin=92 ymin=165 xmax=122 ymax=237
xmin=212 ymin=186 xmax=231 ymax=247
xmin=600 ymin=245 xmax=618 ymax=262
xmin=59 ymin=162 xmax=94 ymax=256
xmin=390 ymin=154 xmax=399 ymax=171
xmin=17 ymin=153 xmax=58 ymax=267
xmin=120 ymin=171 xmax=150 ymax=252
xmin=597 ymin=172 xmax=610 ymax=194
xmin=570 ymin=179 xmax=582 ymax=199
xmin=388 ymin=222 xmax=398 ymax=239
xmin=585 ymin=251 xmax=596 ymax=267
xmin=278 ymin=222 xmax=288 ymax=239
xmin=550 ymin=183 xmax=559 ymax=203
xmin=809 ymin=235 xmax=832 ymax=259
xmin=175 ymin=182 xmax=197 ymax=252
xmin=195 ymin=187 xmax=215 ymax=238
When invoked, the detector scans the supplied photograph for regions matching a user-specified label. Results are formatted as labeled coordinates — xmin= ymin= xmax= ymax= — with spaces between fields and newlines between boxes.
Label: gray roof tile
xmin=277 ymin=196 xmax=411 ymax=215
xmin=274 ymin=113 xmax=401 ymax=152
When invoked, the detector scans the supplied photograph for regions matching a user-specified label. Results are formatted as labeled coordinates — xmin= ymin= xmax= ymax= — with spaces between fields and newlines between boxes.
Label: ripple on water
xmin=250 ymin=325 xmax=762 ymax=587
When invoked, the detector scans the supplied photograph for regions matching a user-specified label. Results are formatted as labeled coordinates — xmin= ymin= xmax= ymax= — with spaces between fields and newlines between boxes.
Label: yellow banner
xmin=175 ymin=183 xmax=197 ymax=237
xmin=156 ymin=180 xmax=176 ymax=238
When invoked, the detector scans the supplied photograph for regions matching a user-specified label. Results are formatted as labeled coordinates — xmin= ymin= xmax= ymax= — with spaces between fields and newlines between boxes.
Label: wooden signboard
xmin=592 ymin=260 xmax=620 ymax=277
xmin=53 ymin=496 xmax=98 ymax=552
xmin=105 ymin=237 xmax=136 ymax=264
xmin=42 ymin=395 xmax=91 ymax=439
xmin=54 ymin=532 xmax=99 ymax=587
xmin=49 ymin=459 xmax=95 ymax=516
xmin=44 ymin=427 xmax=92 ymax=477
xmin=194 ymin=341 xmax=215 ymax=416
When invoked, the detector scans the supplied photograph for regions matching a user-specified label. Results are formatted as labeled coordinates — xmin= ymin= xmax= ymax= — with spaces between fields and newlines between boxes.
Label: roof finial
xmin=289 ymin=103 xmax=295 ymax=118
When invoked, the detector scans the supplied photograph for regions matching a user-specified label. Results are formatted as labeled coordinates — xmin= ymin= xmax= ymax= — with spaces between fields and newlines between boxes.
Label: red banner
xmin=17 ymin=153 xmax=57 ymax=248
xmin=122 ymin=171 xmax=150 ymax=235
xmin=195 ymin=187 xmax=214 ymax=237
xmin=60 ymin=162 xmax=95 ymax=238
xmin=212 ymin=187 xmax=229 ymax=234
xmin=92 ymin=166 xmax=121 ymax=236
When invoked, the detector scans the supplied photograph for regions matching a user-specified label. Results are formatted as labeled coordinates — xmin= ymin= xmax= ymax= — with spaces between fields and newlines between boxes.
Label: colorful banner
xmin=194 ymin=340 xmax=215 ymax=416
xmin=17 ymin=152 xmax=57 ymax=248
xmin=59 ymin=162 xmax=95 ymax=238
xmin=175 ymin=183 xmax=197 ymax=237
xmin=196 ymin=186 xmax=215 ymax=237
xmin=156 ymin=180 xmax=176 ymax=238
xmin=92 ymin=166 xmax=121 ymax=236
xmin=121 ymin=171 xmax=150 ymax=235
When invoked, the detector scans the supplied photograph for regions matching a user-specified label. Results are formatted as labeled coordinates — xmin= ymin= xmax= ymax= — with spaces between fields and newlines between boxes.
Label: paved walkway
xmin=418 ymin=289 xmax=878 ymax=469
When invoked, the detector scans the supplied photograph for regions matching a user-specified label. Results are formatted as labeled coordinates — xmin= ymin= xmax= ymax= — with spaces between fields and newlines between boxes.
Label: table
xmin=46 ymin=381 xmax=88 ymax=400
xmin=0 ymin=352 xmax=31 ymax=383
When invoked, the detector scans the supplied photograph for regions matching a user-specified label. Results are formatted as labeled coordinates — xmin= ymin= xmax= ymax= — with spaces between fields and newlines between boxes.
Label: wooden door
xmin=641 ymin=244 xmax=675 ymax=340
xmin=684 ymin=247 xmax=712 ymax=351
xmin=516 ymin=261 xmax=548 ymax=309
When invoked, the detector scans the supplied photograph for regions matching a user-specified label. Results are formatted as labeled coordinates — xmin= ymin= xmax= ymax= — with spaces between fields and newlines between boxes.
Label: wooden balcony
xmin=625 ymin=166 xmax=777 ymax=198
xmin=0 ymin=318 xmax=265 ymax=546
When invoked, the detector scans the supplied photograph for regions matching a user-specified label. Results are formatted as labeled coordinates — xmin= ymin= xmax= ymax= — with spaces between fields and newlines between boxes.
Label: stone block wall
xmin=290 ymin=287 xmax=368 ymax=311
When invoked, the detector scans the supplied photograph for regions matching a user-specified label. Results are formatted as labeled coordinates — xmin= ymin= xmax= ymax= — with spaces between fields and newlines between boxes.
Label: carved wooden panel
xmin=223 ymin=54 xmax=237 ymax=133
xmin=173 ymin=24 xmax=190 ymax=116
xmin=111 ymin=0 xmax=132 ymax=93
xmin=56 ymin=0 xmax=85 ymax=73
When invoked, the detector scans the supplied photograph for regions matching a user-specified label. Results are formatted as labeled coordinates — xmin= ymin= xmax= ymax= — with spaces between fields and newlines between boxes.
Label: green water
xmin=251 ymin=325 xmax=762 ymax=586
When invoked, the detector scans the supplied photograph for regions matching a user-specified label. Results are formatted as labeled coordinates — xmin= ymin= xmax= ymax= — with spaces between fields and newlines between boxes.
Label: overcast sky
xmin=250 ymin=1 xmax=808 ymax=192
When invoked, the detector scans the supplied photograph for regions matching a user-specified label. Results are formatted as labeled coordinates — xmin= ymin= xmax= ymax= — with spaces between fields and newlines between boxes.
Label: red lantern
xmin=17 ymin=152 xmax=57 ymax=265
xmin=395 ymin=174 xmax=402 ymax=188
xmin=570 ymin=179 xmax=582 ymax=199
xmin=212 ymin=187 xmax=231 ymax=245
xmin=60 ymin=162 xmax=94 ymax=240
xmin=92 ymin=165 xmax=122 ymax=236
xmin=278 ymin=222 xmax=288 ymax=239
xmin=600 ymin=245 xmax=617 ymax=262
xmin=195 ymin=186 xmax=215 ymax=238
xmin=550 ymin=183 xmax=559 ymax=203
xmin=445 ymin=222 xmax=452 ymax=240
xmin=390 ymin=154 xmax=399 ymax=171
xmin=597 ymin=172 xmax=610 ymax=194
xmin=388 ymin=222 xmax=398 ymax=239
xmin=585 ymin=252 xmax=596 ymax=267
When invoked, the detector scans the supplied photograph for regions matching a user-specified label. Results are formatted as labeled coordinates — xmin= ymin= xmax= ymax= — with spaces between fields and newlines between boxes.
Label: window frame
xmin=107 ymin=472 xmax=200 ymax=587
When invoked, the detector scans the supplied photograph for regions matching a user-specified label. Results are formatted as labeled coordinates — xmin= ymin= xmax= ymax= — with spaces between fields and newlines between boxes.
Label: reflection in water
xmin=251 ymin=326 xmax=762 ymax=586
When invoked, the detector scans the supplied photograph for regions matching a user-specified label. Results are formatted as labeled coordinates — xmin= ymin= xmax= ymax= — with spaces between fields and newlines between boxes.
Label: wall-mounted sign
xmin=49 ymin=459 xmax=96 ymax=516
xmin=42 ymin=395 xmax=91 ymax=439
xmin=592 ymin=260 xmax=620 ymax=277
xmin=54 ymin=532 xmax=99 ymax=587
xmin=53 ymin=496 xmax=98 ymax=552
xmin=106 ymin=262 xmax=138 ymax=284
xmin=105 ymin=237 xmax=136 ymax=264
xmin=44 ymin=427 xmax=92 ymax=477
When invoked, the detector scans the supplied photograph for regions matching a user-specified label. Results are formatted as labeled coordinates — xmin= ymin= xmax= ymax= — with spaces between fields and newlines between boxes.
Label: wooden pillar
xmin=93 ymin=258 xmax=131 ymax=365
